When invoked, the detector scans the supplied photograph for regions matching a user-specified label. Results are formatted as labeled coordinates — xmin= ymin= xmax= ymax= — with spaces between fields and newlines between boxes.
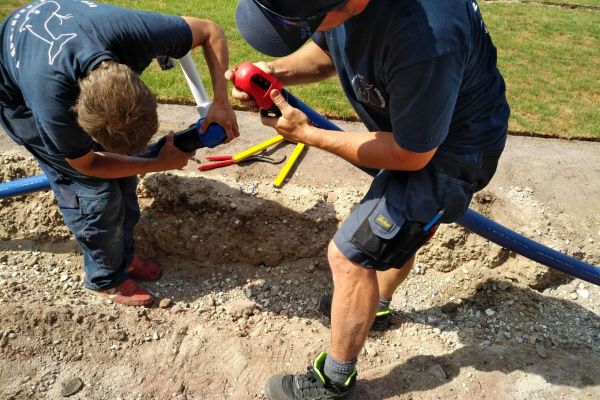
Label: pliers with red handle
xmin=198 ymin=134 xmax=285 ymax=171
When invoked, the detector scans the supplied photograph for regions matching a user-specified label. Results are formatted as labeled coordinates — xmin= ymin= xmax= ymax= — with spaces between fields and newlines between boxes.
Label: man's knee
xmin=327 ymin=241 xmax=346 ymax=271
xmin=327 ymin=241 xmax=374 ymax=280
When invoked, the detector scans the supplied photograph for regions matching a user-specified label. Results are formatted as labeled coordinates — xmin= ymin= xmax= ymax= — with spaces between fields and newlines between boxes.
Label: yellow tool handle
xmin=273 ymin=143 xmax=306 ymax=187
xmin=233 ymin=135 xmax=285 ymax=162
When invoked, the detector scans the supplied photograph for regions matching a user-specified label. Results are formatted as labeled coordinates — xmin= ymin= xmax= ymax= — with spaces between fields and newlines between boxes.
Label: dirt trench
xmin=1 ymin=152 xmax=600 ymax=400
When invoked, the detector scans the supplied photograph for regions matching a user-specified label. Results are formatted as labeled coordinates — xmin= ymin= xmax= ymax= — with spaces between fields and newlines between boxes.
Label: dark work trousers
xmin=0 ymin=105 xmax=139 ymax=290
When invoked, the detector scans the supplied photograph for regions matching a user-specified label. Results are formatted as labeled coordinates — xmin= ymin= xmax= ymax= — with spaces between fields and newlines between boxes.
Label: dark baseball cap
xmin=235 ymin=0 xmax=348 ymax=57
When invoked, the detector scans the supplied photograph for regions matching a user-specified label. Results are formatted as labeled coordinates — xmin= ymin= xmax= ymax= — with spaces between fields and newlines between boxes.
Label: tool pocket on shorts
xmin=350 ymin=194 xmax=405 ymax=268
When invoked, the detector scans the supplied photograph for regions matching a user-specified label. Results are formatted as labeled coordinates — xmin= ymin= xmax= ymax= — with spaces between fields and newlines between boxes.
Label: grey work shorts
xmin=333 ymin=149 xmax=502 ymax=271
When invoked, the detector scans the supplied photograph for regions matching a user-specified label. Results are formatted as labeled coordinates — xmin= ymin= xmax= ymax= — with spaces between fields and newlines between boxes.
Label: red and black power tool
xmin=231 ymin=62 xmax=284 ymax=117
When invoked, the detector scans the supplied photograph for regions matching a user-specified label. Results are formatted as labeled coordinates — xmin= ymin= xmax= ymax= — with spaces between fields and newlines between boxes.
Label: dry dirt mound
xmin=1 ymin=156 xmax=600 ymax=400
xmin=0 ymin=154 xmax=69 ymax=243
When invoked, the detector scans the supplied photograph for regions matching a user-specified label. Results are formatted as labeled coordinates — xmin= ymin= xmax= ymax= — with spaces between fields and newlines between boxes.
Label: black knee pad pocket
xmin=351 ymin=219 xmax=434 ymax=271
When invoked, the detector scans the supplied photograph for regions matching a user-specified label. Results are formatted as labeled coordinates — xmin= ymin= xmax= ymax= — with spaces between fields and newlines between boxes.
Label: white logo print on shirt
xmin=18 ymin=1 xmax=77 ymax=65
xmin=351 ymin=74 xmax=386 ymax=109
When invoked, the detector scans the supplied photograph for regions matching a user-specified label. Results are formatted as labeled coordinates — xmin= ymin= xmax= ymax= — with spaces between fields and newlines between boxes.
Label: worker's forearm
xmin=302 ymin=126 xmax=433 ymax=171
xmin=183 ymin=17 xmax=229 ymax=101
xmin=202 ymin=23 xmax=229 ymax=101
xmin=70 ymin=152 xmax=167 ymax=179
xmin=268 ymin=42 xmax=336 ymax=86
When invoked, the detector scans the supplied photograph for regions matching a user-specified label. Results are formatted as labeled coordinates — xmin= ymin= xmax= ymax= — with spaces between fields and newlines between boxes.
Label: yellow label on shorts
xmin=375 ymin=215 xmax=393 ymax=231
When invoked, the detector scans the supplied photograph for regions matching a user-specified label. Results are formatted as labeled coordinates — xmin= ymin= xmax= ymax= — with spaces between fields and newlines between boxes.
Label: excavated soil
xmin=1 ymin=107 xmax=600 ymax=400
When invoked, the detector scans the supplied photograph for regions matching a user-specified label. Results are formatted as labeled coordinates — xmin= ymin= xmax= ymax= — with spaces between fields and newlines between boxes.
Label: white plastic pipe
xmin=179 ymin=53 xmax=212 ymax=117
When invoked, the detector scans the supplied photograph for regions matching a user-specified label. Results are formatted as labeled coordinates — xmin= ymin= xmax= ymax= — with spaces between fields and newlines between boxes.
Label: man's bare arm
xmin=262 ymin=89 xmax=436 ymax=171
xmin=267 ymin=41 xmax=337 ymax=85
xmin=302 ymin=127 xmax=436 ymax=171
xmin=182 ymin=16 xmax=229 ymax=101
xmin=67 ymin=133 xmax=193 ymax=178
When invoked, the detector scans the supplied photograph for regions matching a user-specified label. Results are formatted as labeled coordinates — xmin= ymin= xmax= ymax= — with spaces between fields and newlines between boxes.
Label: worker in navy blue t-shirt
xmin=0 ymin=1 xmax=239 ymax=306
xmin=231 ymin=0 xmax=510 ymax=398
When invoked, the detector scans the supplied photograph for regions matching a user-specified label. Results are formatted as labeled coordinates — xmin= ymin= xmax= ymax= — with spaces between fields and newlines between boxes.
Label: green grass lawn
xmin=1 ymin=0 xmax=598 ymax=139
xmin=485 ymin=3 xmax=600 ymax=138
xmin=525 ymin=0 xmax=600 ymax=7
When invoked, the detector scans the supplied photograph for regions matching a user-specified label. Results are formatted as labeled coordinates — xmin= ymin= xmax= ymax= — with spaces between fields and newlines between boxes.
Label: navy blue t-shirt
xmin=312 ymin=0 xmax=509 ymax=154
xmin=0 ymin=0 xmax=192 ymax=159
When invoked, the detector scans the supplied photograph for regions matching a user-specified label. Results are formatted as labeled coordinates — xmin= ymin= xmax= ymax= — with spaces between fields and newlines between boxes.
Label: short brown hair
xmin=73 ymin=61 xmax=158 ymax=154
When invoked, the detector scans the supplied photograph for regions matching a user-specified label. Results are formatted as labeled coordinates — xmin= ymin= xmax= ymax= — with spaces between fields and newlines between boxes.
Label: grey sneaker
xmin=265 ymin=352 xmax=357 ymax=400
xmin=318 ymin=293 xmax=391 ymax=331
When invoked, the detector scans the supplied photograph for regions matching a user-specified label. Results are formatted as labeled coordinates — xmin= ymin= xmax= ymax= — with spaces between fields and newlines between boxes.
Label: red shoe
xmin=94 ymin=279 xmax=154 ymax=307
xmin=126 ymin=255 xmax=162 ymax=281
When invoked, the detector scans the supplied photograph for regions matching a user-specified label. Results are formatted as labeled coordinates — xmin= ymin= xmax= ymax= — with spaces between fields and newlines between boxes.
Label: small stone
xmin=206 ymin=297 xmax=216 ymax=307
xmin=152 ymin=332 xmax=160 ymax=341
xmin=326 ymin=193 xmax=338 ymax=203
xmin=159 ymin=298 xmax=173 ymax=309
xmin=441 ymin=302 xmax=459 ymax=314
xmin=306 ymin=265 xmax=316 ymax=273
xmin=535 ymin=343 xmax=547 ymax=358
xmin=72 ymin=314 xmax=84 ymax=324
xmin=576 ymin=289 xmax=590 ymax=299
xmin=363 ymin=346 xmax=377 ymax=357
xmin=569 ymin=293 xmax=578 ymax=300
xmin=427 ymin=364 xmax=447 ymax=380
xmin=528 ymin=335 xmax=538 ymax=345
xmin=61 ymin=377 xmax=84 ymax=397
xmin=171 ymin=304 xmax=184 ymax=314
xmin=485 ymin=309 xmax=496 ymax=317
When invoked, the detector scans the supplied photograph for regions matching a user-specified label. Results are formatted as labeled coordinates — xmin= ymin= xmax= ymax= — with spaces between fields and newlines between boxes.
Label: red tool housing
xmin=232 ymin=62 xmax=283 ymax=110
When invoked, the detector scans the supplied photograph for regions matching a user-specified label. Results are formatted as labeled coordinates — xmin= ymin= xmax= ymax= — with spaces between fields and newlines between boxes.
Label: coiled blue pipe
xmin=1 ymin=91 xmax=599 ymax=285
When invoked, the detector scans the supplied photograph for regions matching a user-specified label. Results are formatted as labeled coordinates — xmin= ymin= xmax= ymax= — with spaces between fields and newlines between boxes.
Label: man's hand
xmin=225 ymin=61 xmax=272 ymax=111
xmin=157 ymin=131 xmax=195 ymax=170
xmin=260 ymin=89 xmax=311 ymax=143
xmin=200 ymin=98 xmax=240 ymax=143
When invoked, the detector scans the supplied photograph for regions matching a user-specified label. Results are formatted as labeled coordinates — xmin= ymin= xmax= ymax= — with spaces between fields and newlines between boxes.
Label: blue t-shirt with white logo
xmin=312 ymin=0 xmax=509 ymax=154
xmin=0 ymin=0 xmax=192 ymax=159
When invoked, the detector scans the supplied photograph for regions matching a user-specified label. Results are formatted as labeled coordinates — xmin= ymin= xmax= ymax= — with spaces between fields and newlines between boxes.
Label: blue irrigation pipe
xmin=457 ymin=209 xmax=600 ymax=285
xmin=1 ymin=90 xmax=599 ymax=285
xmin=0 ymin=174 xmax=50 ymax=199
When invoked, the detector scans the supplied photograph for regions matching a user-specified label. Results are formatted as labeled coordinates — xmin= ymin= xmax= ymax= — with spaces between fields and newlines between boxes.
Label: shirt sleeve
xmin=387 ymin=52 xmax=465 ymax=153
xmin=311 ymin=32 xmax=329 ymax=52
xmin=134 ymin=12 xmax=193 ymax=59
xmin=79 ymin=9 xmax=194 ymax=75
